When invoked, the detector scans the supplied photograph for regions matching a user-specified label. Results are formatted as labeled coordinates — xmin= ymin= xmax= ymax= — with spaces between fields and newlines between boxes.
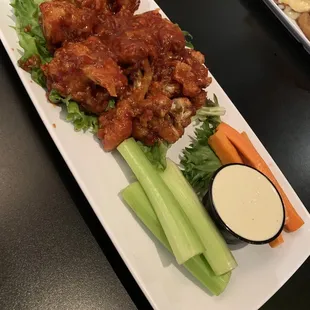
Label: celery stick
xmin=118 ymin=138 xmax=204 ymax=264
xmin=122 ymin=182 xmax=231 ymax=295
xmin=160 ymin=159 xmax=237 ymax=275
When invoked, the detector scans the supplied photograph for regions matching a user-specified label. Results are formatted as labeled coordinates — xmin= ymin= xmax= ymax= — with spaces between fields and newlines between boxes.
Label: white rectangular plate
xmin=1 ymin=1 xmax=310 ymax=309
xmin=263 ymin=0 xmax=310 ymax=53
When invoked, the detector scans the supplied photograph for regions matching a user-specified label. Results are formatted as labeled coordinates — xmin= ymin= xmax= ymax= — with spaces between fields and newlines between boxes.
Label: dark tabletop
xmin=0 ymin=0 xmax=309 ymax=309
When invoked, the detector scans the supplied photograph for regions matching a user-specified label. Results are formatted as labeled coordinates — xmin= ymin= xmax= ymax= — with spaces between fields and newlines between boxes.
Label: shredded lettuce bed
xmin=11 ymin=0 xmax=51 ymax=86
xmin=49 ymin=90 xmax=99 ymax=133
xmin=11 ymin=0 xmax=99 ymax=133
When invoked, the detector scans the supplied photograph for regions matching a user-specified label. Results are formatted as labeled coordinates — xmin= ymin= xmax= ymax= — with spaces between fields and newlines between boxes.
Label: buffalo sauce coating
xmin=42 ymin=36 xmax=129 ymax=114
xmin=40 ymin=1 xmax=211 ymax=150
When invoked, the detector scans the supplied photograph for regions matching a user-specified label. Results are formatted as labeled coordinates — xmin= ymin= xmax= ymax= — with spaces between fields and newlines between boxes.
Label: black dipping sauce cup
xmin=203 ymin=164 xmax=285 ymax=246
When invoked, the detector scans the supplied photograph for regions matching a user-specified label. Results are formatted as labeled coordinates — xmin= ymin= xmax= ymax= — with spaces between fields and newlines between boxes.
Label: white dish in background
xmin=263 ymin=0 xmax=310 ymax=53
xmin=1 ymin=0 xmax=310 ymax=309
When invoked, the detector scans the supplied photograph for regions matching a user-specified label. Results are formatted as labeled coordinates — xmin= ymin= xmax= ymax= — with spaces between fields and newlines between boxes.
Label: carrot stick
xmin=239 ymin=132 xmax=255 ymax=166
xmin=269 ymin=234 xmax=284 ymax=248
xmin=240 ymin=130 xmax=304 ymax=232
xmin=208 ymin=130 xmax=243 ymax=165
xmin=216 ymin=123 xmax=304 ymax=232
xmin=241 ymin=133 xmax=285 ymax=247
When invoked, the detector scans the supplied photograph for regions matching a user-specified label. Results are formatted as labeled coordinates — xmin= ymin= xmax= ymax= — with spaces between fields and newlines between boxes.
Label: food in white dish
xmin=279 ymin=0 xmax=310 ymax=13
xmin=276 ymin=0 xmax=310 ymax=39
xmin=10 ymin=0 xmax=306 ymax=299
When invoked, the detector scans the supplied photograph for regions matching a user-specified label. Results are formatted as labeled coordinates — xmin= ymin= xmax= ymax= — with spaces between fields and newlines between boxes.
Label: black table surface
xmin=1 ymin=0 xmax=309 ymax=309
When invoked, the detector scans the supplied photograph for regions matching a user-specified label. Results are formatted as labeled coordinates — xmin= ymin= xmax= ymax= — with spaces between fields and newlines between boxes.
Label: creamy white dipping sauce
xmin=212 ymin=165 xmax=284 ymax=242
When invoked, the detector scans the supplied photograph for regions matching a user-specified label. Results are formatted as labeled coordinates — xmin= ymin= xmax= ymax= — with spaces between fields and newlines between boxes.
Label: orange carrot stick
xmin=208 ymin=130 xmax=243 ymax=165
xmin=241 ymin=132 xmax=282 ymax=244
xmin=240 ymin=130 xmax=304 ymax=232
xmin=269 ymin=234 xmax=284 ymax=248
xmin=216 ymin=123 xmax=304 ymax=232
xmin=241 ymin=132 xmax=250 ymax=140
xmin=239 ymin=132 xmax=255 ymax=166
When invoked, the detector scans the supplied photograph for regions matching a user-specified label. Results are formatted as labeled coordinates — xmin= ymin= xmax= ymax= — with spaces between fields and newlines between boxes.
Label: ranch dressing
xmin=212 ymin=165 xmax=284 ymax=242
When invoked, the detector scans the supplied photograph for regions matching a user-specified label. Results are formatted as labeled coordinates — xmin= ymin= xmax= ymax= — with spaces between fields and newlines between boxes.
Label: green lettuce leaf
xmin=30 ymin=67 xmax=46 ymax=87
xmin=105 ymin=99 xmax=116 ymax=111
xmin=49 ymin=90 xmax=99 ymax=133
xmin=180 ymin=120 xmax=222 ymax=199
xmin=11 ymin=1 xmax=99 ymax=133
xmin=137 ymin=141 xmax=170 ymax=171
xmin=182 ymin=30 xmax=194 ymax=49
xmin=180 ymin=94 xmax=225 ymax=199
xmin=11 ymin=0 xmax=52 ymax=86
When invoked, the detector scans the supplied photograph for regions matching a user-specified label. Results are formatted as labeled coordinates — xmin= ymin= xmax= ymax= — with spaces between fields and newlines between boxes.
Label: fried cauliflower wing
xmin=40 ymin=1 xmax=98 ymax=50
xmin=42 ymin=37 xmax=127 ymax=114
